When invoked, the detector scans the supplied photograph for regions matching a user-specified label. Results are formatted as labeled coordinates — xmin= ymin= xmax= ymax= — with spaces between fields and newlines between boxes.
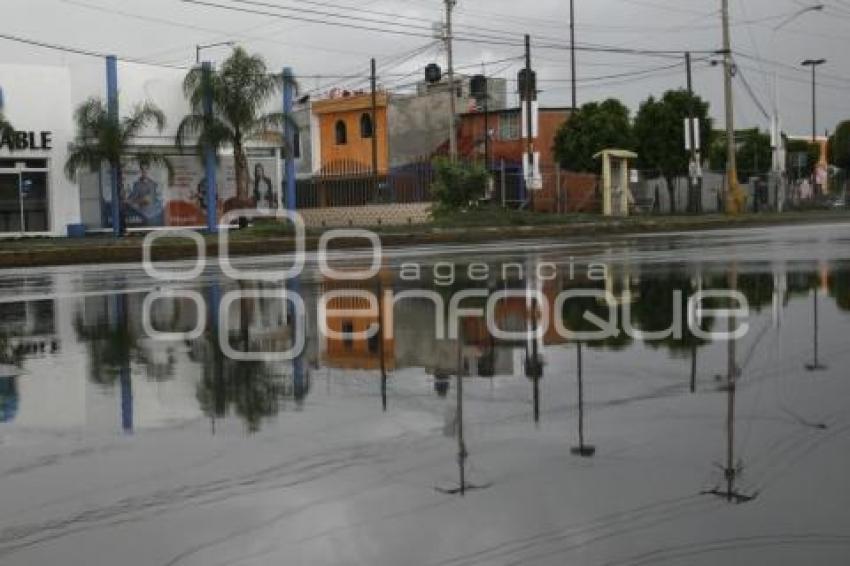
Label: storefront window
xmin=0 ymin=161 xmax=49 ymax=233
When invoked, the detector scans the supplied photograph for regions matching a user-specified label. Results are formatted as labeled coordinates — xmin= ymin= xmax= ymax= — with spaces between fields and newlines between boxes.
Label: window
xmin=360 ymin=113 xmax=374 ymax=139
xmin=335 ymin=120 xmax=348 ymax=145
xmin=342 ymin=321 xmax=354 ymax=350
xmin=292 ymin=128 xmax=301 ymax=159
xmin=499 ymin=113 xmax=520 ymax=141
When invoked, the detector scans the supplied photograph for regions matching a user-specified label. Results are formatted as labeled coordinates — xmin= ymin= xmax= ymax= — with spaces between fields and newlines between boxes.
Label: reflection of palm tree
xmin=193 ymin=284 xmax=302 ymax=433
xmin=73 ymin=294 xmax=136 ymax=433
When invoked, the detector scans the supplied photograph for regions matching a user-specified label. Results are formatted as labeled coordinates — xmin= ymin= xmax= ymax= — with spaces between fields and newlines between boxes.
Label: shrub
xmin=431 ymin=158 xmax=490 ymax=213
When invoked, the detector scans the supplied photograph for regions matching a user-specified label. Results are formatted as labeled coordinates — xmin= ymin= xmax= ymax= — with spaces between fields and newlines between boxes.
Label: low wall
xmin=299 ymin=202 xmax=432 ymax=228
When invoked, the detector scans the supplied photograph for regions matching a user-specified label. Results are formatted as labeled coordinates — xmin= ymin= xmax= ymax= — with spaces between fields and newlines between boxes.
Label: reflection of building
xmin=321 ymin=278 xmax=395 ymax=371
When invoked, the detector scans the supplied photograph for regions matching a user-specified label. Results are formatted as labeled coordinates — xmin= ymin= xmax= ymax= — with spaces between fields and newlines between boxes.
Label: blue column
xmin=202 ymin=62 xmax=219 ymax=233
xmin=289 ymin=276 xmax=306 ymax=404
xmin=283 ymin=67 xmax=297 ymax=212
xmin=106 ymin=56 xmax=121 ymax=237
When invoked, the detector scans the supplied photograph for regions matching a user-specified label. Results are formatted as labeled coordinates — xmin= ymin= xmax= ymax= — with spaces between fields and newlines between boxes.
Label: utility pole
xmin=570 ymin=0 xmax=577 ymax=109
xmin=685 ymin=52 xmax=702 ymax=214
xmin=523 ymin=34 xmax=535 ymax=209
xmin=721 ymin=0 xmax=742 ymax=214
xmin=445 ymin=0 xmax=458 ymax=161
xmin=370 ymin=58 xmax=380 ymax=195
xmin=482 ymin=69 xmax=491 ymax=172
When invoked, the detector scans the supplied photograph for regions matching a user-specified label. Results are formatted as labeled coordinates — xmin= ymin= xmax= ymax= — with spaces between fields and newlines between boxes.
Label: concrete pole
xmin=445 ymin=0 xmax=458 ymax=161
xmin=105 ymin=56 xmax=120 ymax=237
xmin=602 ymin=153 xmax=612 ymax=216
xmin=570 ymin=0 xmax=577 ymax=110
xmin=721 ymin=0 xmax=740 ymax=214
xmin=371 ymin=59 xmax=380 ymax=198
xmin=283 ymin=67 xmax=297 ymax=213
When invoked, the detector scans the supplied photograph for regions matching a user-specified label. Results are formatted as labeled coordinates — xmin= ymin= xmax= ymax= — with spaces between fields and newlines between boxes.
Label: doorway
xmin=0 ymin=161 xmax=49 ymax=233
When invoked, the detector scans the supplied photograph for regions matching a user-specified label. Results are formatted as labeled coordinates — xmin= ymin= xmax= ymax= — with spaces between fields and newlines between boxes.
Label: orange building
xmin=312 ymin=92 xmax=390 ymax=174
xmin=457 ymin=107 xmax=572 ymax=171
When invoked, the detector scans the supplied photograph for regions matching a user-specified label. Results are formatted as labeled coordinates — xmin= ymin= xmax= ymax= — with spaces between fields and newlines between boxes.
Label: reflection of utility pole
xmin=690 ymin=344 xmax=697 ymax=394
xmin=571 ymin=342 xmax=596 ymax=457
xmin=377 ymin=277 xmax=389 ymax=410
xmin=805 ymin=289 xmax=827 ymax=371
xmin=526 ymin=296 xmax=543 ymax=425
xmin=703 ymin=269 xmax=756 ymax=504
xmin=436 ymin=325 xmax=491 ymax=496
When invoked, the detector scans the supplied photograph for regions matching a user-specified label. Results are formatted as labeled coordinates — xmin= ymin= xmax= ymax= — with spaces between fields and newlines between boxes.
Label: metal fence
xmin=294 ymin=160 xmax=433 ymax=209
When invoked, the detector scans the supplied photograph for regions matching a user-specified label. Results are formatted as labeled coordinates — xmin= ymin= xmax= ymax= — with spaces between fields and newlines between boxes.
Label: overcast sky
xmin=1 ymin=0 xmax=848 ymax=135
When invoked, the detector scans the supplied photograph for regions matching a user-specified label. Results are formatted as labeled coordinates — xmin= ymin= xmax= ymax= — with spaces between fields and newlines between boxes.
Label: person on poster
xmin=125 ymin=163 xmax=164 ymax=226
xmin=252 ymin=163 xmax=277 ymax=210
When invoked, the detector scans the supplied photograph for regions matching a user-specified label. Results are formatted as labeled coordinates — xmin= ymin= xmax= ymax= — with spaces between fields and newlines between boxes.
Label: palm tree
xmin=176 ymin=47 xmax=296 ymax=211
xmin=0 ymin=111 xmax=13 ymax=137
xmin=64 ymin=97 xmax=173 ymax=232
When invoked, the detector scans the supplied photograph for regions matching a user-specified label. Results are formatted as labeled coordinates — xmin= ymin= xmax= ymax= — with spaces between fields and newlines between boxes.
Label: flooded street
xmin=1 ymin=222 xmax=849 ymax=565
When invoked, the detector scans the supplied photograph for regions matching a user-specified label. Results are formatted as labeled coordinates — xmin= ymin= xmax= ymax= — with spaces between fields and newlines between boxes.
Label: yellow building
xmin=312 ymin=92 xmax=389 ymax=174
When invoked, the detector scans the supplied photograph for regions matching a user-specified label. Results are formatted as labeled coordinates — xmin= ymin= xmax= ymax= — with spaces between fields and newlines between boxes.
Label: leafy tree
xmin=785 ymin=137 xmax=821 ymax=180
xmin=177 ymin=47 xmax=297 ymax=210
xmin=553 ymin=99 xmax=635 ymax=173
xmin=64 ymin=97 xmax=173 ymax=233
xmin=634 ymin=90 xmax=712 ymax=214
xmin=709 ymin=129 xmax=771 ymax=182
xmin=430 ymin=157 xmax=489 ymax=213
xmin=828 ymin=120 xmax=850 ymax=170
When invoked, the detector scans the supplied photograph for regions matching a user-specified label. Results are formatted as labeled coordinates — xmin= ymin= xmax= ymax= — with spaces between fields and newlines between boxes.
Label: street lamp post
xmin=771 ymin=4 xmax=823 ymax=211
xmin=196 ymin=41 xmax=235 ymax=65
xmin=802 ymin=58 xmax=827 ymax=144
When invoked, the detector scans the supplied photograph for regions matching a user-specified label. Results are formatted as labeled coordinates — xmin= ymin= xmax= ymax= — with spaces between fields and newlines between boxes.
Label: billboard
xmin=103 ymin=155 xmax=280 ymax=228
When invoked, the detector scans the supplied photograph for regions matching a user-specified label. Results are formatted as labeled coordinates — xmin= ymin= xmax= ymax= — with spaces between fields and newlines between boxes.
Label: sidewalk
xmin=1 ymin=210 xmax=849 ymax=269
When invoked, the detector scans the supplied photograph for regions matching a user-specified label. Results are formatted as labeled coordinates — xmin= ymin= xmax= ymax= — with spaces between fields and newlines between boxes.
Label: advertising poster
xmin=102 ymin=155 xmax=279 ymax=228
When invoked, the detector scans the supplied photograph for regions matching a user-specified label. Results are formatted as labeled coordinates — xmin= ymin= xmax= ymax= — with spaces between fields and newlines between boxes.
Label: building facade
xmin=0 ymin=62 xmax=283 ymax=237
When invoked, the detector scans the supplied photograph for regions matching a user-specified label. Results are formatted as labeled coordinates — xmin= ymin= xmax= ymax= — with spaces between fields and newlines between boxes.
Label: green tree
xmin=64 ymin=98 xmax=173 ymax=233
xmin=177 ymin=47 xmax=297 ymax=210
xmin=785 ymin=137 xmax=821 ymax=180
xmin=553 ymin=99 xmax=635 ymax=173
xmin=709 ymin=129 xmax=771 ymax=182
xmin=634 ymin=90 xmax=712 ymax=214
xmin=828 ymin=120 xmax=850 ymax=170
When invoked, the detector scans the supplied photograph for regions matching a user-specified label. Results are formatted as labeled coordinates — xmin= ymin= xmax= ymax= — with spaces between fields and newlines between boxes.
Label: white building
xmin=0 ymin=62 xmax=286 ymax=237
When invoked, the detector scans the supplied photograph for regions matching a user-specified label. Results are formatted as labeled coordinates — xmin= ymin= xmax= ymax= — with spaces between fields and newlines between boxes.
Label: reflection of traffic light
xmin=0 ymin=376 xmax=19 ymax=423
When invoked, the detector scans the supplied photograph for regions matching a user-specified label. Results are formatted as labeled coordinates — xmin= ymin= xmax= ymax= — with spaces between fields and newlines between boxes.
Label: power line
xmin=0 ymin=32 xmax=189 ymax=69
xmin=179 ymin=0 xmax=723 ymax=59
